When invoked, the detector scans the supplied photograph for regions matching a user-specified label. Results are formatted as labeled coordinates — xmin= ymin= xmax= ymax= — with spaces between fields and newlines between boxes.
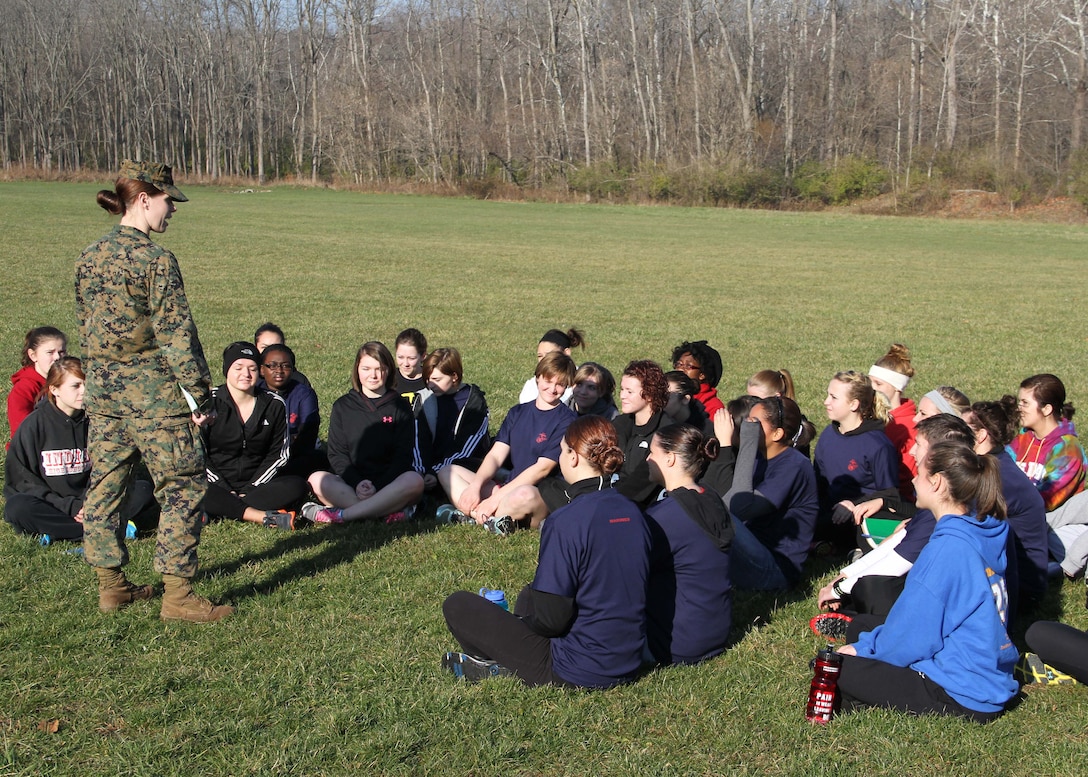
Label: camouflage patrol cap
xmin=118 ymin=159 xmax=188 ymax=202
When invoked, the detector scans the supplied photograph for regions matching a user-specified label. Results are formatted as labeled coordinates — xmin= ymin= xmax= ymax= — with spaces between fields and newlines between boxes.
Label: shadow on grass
xmin=727 ymin=555 xmax=839 ymax=648
xmin=202 ymin=518 xmax=442 ymax=602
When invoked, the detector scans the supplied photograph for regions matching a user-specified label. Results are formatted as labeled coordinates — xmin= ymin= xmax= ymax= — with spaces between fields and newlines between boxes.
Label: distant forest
xmin=5 ymin=1 xmax=1088 ymax=205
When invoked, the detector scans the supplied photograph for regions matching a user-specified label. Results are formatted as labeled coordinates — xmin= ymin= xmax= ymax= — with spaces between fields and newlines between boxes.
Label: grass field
xmin=2 ymin=182 xmax=1088 ymax=775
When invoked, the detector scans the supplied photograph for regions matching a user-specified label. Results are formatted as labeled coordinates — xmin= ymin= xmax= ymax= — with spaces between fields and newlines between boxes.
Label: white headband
xmin=923 ymin=390 xmax=960 ymax=417
xmin=868 ymin=365 xmax=910 ymax=392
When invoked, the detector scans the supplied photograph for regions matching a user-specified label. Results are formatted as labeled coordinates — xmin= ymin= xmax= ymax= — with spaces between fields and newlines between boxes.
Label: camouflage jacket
xmin=75 ymin=225 xmax=212 ymax=418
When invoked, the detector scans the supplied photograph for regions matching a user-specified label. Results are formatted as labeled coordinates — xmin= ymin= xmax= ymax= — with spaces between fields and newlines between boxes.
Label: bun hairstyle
xmin=874 ymin=343 xmax=915 ymax=378
xmin=96 ymin=178 xmax=163 ymax=216
xmin=653 ymin=424 xmax=719 ymax=477
xmin=422 ymin=347 xmax=464 ymax=383
xmin=755 ymin=395 xmax=815 ymax=449
xmin=564 ymin=416 xmax=625 ymax=475
xmin=622 ymin=360 xmax=669 ymax=414
xmin=1020 ymin=373 xmax=1076 ymax=422
xmin=747 ymin=369 xmax=796 ymax=400
xmin=351 ymin=341 xmax=397 ymax=392
xmin=45 ymin=357 xmax=84 ymax=407
xmin=834 ymin=370 xmax=891 ymax=424
xmin=965 ymin=396 xmax=1020 ymax=449
xmin=21 ymin=326 xmax=66 ymax=367
xmin=915 ymin=413 xmax=975 ymax=448
xmin=922 ymin=441 xmax=1007 ymax=521
xmin=540 ymin=328 xmax=586 ymax=352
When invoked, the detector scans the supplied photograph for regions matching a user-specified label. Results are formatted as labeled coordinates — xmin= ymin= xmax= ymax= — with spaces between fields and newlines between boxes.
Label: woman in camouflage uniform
xmin=75 ymin=160 xmax=232 ymax=622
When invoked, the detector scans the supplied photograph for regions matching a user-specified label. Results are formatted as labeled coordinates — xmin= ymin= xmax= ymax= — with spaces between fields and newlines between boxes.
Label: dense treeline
xmin=3 ymin=0 xmax=1088 ymax=204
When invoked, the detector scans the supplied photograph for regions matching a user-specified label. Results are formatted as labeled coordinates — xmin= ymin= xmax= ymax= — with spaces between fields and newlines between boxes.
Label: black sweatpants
xmin=5 ymin=484 xmax=157 ymax=541
xmin=3 ymin=494 xmax=84 ymax=540
xmin=837 ymin=614 xmax=1002 ymax=723
xmin=442 ymin=590 xmax=571 ymax=687
xmin=848 ymin=575 xmax=907 ymax=617
xmin=202 ymin=477 xmax=307 ymax=520
xmin=1025 ymin=621 xmax=1088 ymax=684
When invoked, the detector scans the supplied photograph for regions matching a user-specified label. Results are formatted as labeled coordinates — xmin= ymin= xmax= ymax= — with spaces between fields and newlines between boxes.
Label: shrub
xmin=567 ymin=161 xmax=632 ymax=201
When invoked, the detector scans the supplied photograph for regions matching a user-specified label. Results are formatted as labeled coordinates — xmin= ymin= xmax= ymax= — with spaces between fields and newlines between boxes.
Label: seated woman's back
xmin=644 ymin=423 xmax=733 ymax=665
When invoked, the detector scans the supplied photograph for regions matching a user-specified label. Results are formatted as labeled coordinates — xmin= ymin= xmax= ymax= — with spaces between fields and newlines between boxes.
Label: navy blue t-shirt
xmin=532 ymin=488 xmax=651 ymax=688
xmin=748 ymin=447 xmax=819 ymax=582
xmin=998 ymin=450 xmax=1048 ymax=603
xmin=893 ymin=508 xmax=936 ymax=564
xmin=496 ymin=401 xmax=577 ymax=479
xmin=645 ymin=492 xmax=732 ymax=665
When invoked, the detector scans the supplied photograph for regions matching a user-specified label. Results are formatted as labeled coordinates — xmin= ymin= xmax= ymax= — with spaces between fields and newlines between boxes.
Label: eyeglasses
xmin=674 ymin=360 xmax=701 ymax=372
xmin=262 ymin=362 xmax=294 ymax=371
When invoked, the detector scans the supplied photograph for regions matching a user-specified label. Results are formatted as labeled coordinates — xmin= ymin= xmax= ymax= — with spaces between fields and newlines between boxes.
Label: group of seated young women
xmin=8 ymin=325 xmax=1088 ymax=719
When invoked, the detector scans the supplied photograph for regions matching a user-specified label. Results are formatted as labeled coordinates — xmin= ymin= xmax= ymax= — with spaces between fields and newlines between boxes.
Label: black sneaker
xmin=263 ymin=510 xmax=298 ymax=530
xmin=809 ymin=612 xmax=853 ymax=643
xmin=484 ymin=515 xmax=514 ymax=536
xmin=442 ymin=651 xmax=513 ymax=682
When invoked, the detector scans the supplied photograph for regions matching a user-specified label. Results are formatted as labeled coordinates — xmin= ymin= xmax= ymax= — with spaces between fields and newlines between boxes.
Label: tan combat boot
xmin=96 ymin=566 xmax=156 ymax=613
xmin=160 ymin=574 xmax=234 ymax=623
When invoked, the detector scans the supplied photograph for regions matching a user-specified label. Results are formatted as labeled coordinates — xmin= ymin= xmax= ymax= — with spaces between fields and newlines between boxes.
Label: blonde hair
xmin=834 ymin=370 xmax=890 ymax=424
xmin=747 ymin=369 xmax=796 ymax=400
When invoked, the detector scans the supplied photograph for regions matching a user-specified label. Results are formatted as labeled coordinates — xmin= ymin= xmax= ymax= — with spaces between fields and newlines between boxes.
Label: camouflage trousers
xmin=83 ymin=413 xmax=206 ymax=577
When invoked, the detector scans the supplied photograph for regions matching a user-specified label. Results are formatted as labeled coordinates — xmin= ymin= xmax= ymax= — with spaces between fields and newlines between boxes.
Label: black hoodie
xmin=327 ymin=389 xmax=420 ymax=490
xmin=4 ymin=401 xmax=90 ymax=516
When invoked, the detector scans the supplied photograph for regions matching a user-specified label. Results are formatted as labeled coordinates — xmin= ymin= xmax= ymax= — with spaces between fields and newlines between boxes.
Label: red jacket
xmin=7 ymin=366 xmax=45 ymax=445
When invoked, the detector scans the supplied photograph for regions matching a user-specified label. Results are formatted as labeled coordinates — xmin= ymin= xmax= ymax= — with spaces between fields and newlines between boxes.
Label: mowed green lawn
xmin=1 ymin=182 xmax=1087 ymax=775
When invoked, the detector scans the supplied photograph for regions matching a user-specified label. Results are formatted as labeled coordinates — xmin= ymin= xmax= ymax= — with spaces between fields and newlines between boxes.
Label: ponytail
xmin=924 ymin=441 xmax=1007 ymax=521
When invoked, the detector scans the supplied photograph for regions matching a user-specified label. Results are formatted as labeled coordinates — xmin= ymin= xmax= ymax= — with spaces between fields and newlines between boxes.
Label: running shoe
xmin=435 ymin=504 xmax=473 ymax=524
xmin=442 ymin=651 xmax=513 ymax=682
xmin=300 ymin=501 xmax=325 ymax=522
xmin=483 ymin=515 xmax=514 ymax=536
xmin=809 ymin=612 xmax=853 ymax=643
xmin=262 ymin=510 xmax=299 ymax=530
xmin=307 ymin=505 xmax=345 ymax=524
xmin=1015 ymin=652 xmax=1077 ymax=686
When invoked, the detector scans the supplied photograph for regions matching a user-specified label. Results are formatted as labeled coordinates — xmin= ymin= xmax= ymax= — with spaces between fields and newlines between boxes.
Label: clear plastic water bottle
xmin=478 ymin=588 xmax=509 ymax=610
xmin=805 ymin=644 xmax=843 ymax=724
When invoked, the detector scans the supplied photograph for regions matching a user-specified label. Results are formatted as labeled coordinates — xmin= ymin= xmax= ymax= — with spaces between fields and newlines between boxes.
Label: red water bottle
xmin=805 ymin=644 xmax=842 ymax=724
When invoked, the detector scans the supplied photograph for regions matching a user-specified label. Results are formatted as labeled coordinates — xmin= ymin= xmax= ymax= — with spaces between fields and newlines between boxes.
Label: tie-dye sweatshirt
xmin=1006 ymin=419 xmax=1088 ymax=511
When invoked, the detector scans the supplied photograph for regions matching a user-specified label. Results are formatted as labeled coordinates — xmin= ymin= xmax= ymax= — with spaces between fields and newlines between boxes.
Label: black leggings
xmin=837 ymin=614 xmax=1002 ymax=724
xmin=1025 ymin=621 xmax=1088 ymax=683
xmin=202 ymin=477 xmax=306 ymax=520
xmin=442 ymin=590 xmax=572 ymax=687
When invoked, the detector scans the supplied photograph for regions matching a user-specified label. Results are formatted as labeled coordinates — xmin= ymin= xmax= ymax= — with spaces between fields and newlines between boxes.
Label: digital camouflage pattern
xmin=76 ymin=224 xmax=212 ymax=577
xmin=117 ymin=159 xmax=188 ymax=202
xmin=76 ymin=225 xmax=211 ymax=418
xmin=82 ymin=416 xmax=205 ymax=576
